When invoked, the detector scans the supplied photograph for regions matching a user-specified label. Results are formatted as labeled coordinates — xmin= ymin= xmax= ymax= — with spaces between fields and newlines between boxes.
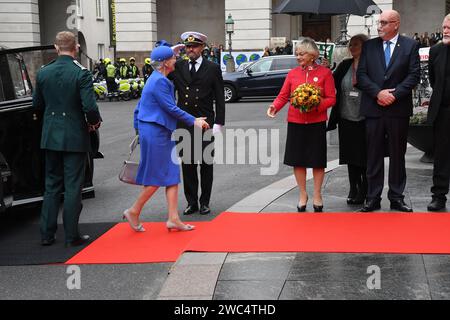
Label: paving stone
xmin=287 ymin=253 xmax=427 ymax=283
xmin=279 ymin=280 xmax=431 ymax=300
xmin=158 ymin=265 xmax=221 ymax=298
xmin=214 ymin=280 xmax=285 ymax=300
xmin=175 ymin=253 xmax=227 ymax=266
xmin=157 ymin=296 xmax=212 ymax=300
xmin=219 ymin=253 xmax=296 ymax=281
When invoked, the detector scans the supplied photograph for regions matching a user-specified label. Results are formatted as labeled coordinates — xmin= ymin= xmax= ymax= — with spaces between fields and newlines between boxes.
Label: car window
xmin=249 ymin=59 xmax=272 ymax=73
xmin=271 ymin=58 xmax=297 ymax=71
xmin=0 ymin=75 xmax=4 ymax=102
xmin=7 ymin=55 xmax=31 ymax=99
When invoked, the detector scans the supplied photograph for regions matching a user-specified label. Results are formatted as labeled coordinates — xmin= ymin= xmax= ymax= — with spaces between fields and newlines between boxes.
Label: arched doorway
xmin=77 ymin=31 xmax=89 ymax=68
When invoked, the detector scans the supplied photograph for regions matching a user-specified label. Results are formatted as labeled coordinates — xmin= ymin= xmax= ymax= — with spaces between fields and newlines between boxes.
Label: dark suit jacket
xmin=427 ymin=42 xmax=448 ymax=124
xmin=32 ymin=55 xmax=101 ymax=152
xmin=169 ymin=59 xmax=225 ymax=127
xmin=356 ymin=35 xmax=420 ymax=118
xmin=327 ymin=58 xmax=354 ymax=131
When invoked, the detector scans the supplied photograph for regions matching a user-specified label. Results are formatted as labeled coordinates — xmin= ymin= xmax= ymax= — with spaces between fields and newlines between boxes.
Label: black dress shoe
xmin=427 ymin=198 xmax=446 ymax=212
xmin=65 ymin=235 xmax=90 ymax=248
xmin=199 ymin=204 xmax=211 ymax=215
xmin=347 ymin=193 xmax=366 ymax=205
xmin=359 ymin=200 xmax=381 ymax=212
xmin=297 ymin=205 xmax=307 ymax=212
xmin=183 ymin=205 xmax=199 ymax=215
xmin=41 ymin=237 xmax=55 ymax=246
xmin=390 ymin=200 xmax=413 ymax=212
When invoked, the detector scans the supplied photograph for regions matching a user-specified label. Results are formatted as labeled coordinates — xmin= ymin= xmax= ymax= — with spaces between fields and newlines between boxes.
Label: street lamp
xmin=225 ymin=13 xmax=235 ymax=72
xmin=364 ymin=15 xmax=374 ymax=38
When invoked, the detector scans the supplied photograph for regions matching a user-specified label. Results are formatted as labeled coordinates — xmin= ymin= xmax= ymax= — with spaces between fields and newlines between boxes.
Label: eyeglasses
xmin=377 ymin=20 xmax=398 ymax=27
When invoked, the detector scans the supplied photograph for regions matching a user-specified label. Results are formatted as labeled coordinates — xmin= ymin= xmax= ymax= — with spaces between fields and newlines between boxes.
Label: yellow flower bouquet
xmin=290 ymin=83 xmax=321 ymax=113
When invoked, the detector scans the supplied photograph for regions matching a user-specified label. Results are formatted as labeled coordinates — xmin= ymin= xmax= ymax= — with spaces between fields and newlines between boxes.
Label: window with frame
xmin=271 ymin=58 xmax=297 ymax=71
xmin=96 ymin=0 xmax=103 ymax=19
xmin=98 ymin=44 xmax=105 ymax=59
xmin=7 ymin=55 xmax=30 ymax=99
xmin=76 ymin=0 xmax=83 ymax=17
xmin=250 ymin=59 xmax=272 ymax=73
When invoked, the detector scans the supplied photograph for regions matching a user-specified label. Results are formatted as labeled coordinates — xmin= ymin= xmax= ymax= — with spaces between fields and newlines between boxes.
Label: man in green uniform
xmin=32 ymin=31 xmax=102 ymax=247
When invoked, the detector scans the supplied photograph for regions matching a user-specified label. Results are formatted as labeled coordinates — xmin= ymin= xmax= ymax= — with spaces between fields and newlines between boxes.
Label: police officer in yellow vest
xmin=104 ymin=58 xmax=117 ymax=93
xmin=128 ymin=57 xmax=140 ymax=78
xmin=118 ymin=58 xmax=129 ymax=79
xmin=32 ymin=31 xmax=102 ymax=247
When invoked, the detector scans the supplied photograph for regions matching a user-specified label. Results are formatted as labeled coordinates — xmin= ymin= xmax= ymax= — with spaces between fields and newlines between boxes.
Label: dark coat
xmin=327 ymin=58 xmax=354 ymax=131
xmin=427 ymin=42 xmax=448 ymax=124
xmin=356 ymin=35 xmax=420 ymax=118
xmin=169 ymin=58 xmax=225 ymax=127
xmin=32 ymin=55 xmax=101 ymax=152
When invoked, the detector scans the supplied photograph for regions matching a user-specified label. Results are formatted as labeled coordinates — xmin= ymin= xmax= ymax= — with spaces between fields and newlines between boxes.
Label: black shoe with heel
xmin=313 ymin=204 xmax=324 ymax=212
xmin=297 ymin=196 xmax=308 ymax=212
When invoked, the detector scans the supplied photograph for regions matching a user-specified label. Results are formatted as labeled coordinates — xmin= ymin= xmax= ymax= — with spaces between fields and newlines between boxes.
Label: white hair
xmin=295 ymin=37 xmax=320 ymax=59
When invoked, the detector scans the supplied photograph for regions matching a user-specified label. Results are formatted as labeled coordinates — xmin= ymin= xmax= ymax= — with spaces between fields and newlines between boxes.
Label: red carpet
xmin=66 ymin=222 xmax=207 ymax=265
xmin=66 ymin=212 xmax=450 ymax=265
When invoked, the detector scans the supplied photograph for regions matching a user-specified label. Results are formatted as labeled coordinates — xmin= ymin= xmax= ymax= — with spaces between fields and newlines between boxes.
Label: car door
xmin=0 ymin=49 xmax=45 ymax=205
xmin=236 ymin=58 xmax=274 ymax=96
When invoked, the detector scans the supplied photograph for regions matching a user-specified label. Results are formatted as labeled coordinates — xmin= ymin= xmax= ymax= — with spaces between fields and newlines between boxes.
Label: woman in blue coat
xmin=123 ymin=46 xmax=209 ymax=232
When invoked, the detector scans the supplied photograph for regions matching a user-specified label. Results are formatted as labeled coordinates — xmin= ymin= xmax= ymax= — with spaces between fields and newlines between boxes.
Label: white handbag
xmin=118 ymin=135 xmax=139 ymax=185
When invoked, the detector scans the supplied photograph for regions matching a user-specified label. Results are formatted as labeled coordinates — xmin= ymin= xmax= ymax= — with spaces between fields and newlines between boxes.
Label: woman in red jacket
xmin=267 ymin=37 xmax=336 ymax=212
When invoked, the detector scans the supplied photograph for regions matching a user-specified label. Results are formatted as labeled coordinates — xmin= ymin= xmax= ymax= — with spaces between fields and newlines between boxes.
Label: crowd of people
xmin=413 ymin=30 xmax=443 ymax=47
xmin=263 ymin=41 xmax=294 ymax=57
xmin=32 ymin=10 xmax=450 ymax=247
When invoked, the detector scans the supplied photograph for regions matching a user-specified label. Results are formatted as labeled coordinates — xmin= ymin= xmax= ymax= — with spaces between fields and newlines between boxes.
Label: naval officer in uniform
xmin=169 ymin=31 xmax=225 ymax=215
xmin=33 ymin=31 xmax=102 ymax=247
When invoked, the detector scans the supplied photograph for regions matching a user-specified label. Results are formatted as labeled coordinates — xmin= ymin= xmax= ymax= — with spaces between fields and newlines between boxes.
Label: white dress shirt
xmin=384 ymin=33 xmax=399 ymax=58
xmin=189 ymin=56 xmax=203 ymax=72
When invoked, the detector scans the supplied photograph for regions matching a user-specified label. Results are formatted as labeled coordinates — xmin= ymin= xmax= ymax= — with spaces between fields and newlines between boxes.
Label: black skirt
xmin=338 ymin=118 xmax=367 ymax=167
xmin=284 ymin=122 xmax=327 ymax=168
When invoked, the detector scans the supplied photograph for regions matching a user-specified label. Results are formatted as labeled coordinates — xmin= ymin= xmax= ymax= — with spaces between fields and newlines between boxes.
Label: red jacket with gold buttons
xmin=273 ymin=64 xmax=336 ymax=124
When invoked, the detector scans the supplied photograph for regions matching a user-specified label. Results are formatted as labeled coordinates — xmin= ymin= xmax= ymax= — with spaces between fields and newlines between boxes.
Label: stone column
xmin=116 ymin=0 xmax=157 ymax=59
xmin=225 ymin=0 xmax=272 ymax=50
xmin=0 ymin=0 xmax=41 ymax=48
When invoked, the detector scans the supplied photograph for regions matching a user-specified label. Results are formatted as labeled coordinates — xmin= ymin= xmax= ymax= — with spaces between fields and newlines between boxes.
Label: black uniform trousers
xmin=365 ymin=116 xmax=409 ymax=202
xmin=180 ymin=127 xmax=214 ymax=207
xmin=40 ymin=150 xmax=86 ymax=242
xmin=431 ymin=107 xmax=450 ymax=200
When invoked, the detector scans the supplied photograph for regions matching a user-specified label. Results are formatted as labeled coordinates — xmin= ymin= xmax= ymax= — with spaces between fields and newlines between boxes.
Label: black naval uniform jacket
xmin=169 ymin=58 xmax=225 ymax=128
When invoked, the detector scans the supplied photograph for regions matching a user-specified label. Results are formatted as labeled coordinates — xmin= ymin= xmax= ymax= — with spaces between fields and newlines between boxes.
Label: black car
xmin=223 ymin=55 xmax=298 ymax=102
xmin=0 ymin=45 xmax=101 ymax=213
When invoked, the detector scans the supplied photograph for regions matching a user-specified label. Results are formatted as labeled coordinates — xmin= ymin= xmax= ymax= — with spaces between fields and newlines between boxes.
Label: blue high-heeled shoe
xmin=123 ymin=209 xmax=146 ymax=232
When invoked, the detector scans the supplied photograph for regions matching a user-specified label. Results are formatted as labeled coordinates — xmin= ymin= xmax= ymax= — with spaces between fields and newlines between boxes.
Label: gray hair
xmin=445 ymin=14 xmax=450 ymax=22
xmin=150 ymin=60 xmax=164 ymax=71
xmin=295 ymin=37 xmax=320 ymax=59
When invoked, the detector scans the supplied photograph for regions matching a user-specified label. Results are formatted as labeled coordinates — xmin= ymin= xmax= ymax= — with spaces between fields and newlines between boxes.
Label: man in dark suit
xmin=170 ymin=31 xmax=225 ymax=215
xmin=427 ymin=15 xmax=450 ymax=211
xmin=356 ymin=10 xmax=420 ymax=212
xmin=33 ymin=31 xmax=101 ymax=247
